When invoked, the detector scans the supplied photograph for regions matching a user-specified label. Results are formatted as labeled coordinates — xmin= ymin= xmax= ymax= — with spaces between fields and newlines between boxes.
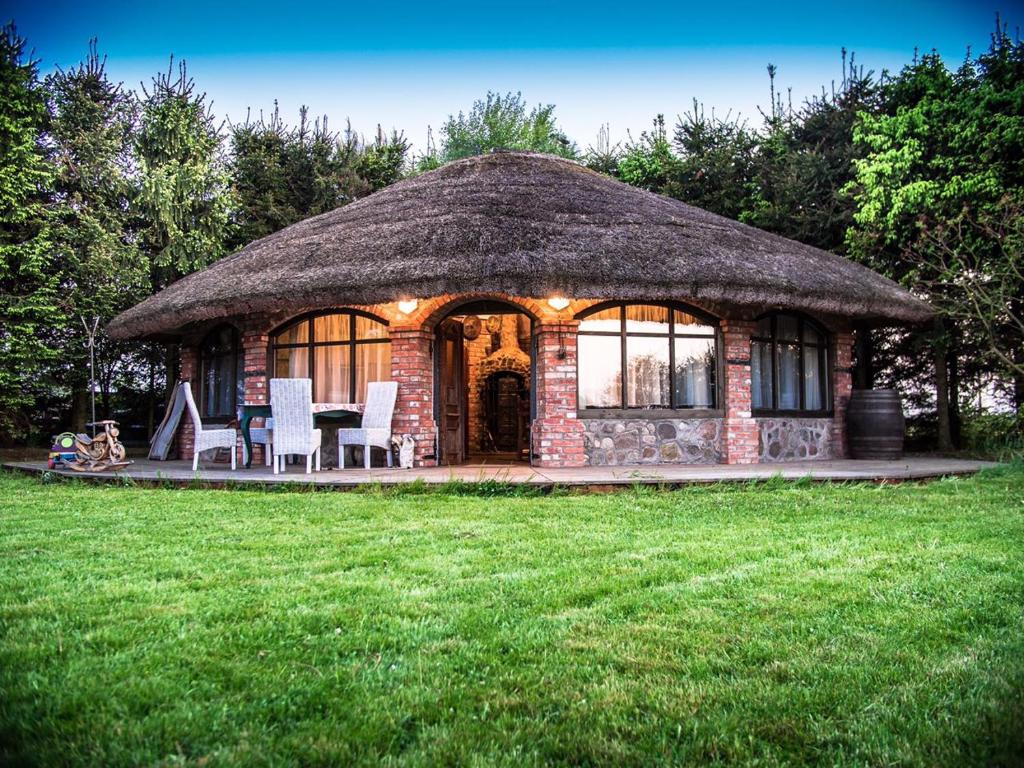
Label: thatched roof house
xmin=108 ymin=152 xmax=929 ymax=340
xmin=110 ymin=152 xmax=931 ymax=471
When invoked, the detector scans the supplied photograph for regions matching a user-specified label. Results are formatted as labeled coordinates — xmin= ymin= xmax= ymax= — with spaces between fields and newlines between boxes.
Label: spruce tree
xmin=135 ymin=57 xmax=234 ymax=395
xmin=0 ymin=24 xmax=56 ymax=441
xmin=229 ymin=107 xmax=408 ymax=248
xmin=135 ymin=57 xmax=234 ymax=288
xmin=45 ymin=40 xmax=144 ymax=430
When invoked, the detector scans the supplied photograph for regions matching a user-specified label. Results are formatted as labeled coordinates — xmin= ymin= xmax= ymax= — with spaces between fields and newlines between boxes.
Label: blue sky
xmin=6 ymin=1 xmax=1018 ymax=153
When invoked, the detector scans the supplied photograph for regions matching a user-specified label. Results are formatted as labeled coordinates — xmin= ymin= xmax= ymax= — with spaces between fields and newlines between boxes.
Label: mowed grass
xmin=1 ymin=468 xmax=1023 ymax=767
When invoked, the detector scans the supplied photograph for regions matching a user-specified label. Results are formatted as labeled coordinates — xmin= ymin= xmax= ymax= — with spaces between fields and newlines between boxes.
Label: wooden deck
xmin=3 ymin=455 xmax=999 ymax=489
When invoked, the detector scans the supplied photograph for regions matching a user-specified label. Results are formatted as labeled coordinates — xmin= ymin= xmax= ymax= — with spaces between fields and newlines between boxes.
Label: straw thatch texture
xmin=107 ymin=151 xmax=932 ymax=339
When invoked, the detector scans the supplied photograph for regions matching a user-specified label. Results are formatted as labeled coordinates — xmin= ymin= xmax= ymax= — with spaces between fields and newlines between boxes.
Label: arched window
xmin=751 ymin=314 xmax=830 ymax=413
xmin=199 ymin=325 xmax=243 ymax=420
xmin=270 ymin=311 xmax=391 ymax=403
xmin=577 ymin=303 xmax=719 ymax=411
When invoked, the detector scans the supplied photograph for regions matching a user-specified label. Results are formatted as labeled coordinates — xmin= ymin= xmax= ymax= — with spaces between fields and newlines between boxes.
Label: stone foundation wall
xmin=757 ymin=418 xmax=832 ymax=462
xmin=582 ymin=418 xmax=723 ymax=465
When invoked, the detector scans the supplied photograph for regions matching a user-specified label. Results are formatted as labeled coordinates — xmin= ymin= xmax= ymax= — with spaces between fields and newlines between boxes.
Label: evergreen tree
xmin=135 ymin=57 xmax=234 ymax=288
xmin=581 ymin=124 xmax=621 ymax=176
xmin=744 ymin=53 xmax=878 ymax=252
xmin=45 ymin=40 xmax=145 ymax=430
xmin=616 ymin=115 xmax=679 ymax=193
xmin=134 ymin=57 xmax=234 ymax=396
xmin=615 ymin=106 xmax=757 ymax=220
xmin=353 ymin=124 xmax=409 ymax=193
xmin=0 ymin=24 xmax=56 ymax=441
xmin=672 ymin=103 xmax=758 ymax=220
xmin=229 ymin=106 xmax=409 ymax=248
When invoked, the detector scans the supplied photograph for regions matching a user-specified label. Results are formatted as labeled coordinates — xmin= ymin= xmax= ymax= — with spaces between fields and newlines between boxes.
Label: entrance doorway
xmin=483 ymin=371 xmax=529 ymax=454
xmin=434 ymin=301 xmax=534 ymax=465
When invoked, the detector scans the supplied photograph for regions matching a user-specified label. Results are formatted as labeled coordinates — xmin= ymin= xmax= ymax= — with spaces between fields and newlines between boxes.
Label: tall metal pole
xmin=81 ymin=316 xmax=100 ymax=437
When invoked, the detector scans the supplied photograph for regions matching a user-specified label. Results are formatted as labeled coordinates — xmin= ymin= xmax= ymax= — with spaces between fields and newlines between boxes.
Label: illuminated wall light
xmin=397 ymin=299 xmax=419 ymax=315
xmin=547 ymin=296 xmax=571 ymax=311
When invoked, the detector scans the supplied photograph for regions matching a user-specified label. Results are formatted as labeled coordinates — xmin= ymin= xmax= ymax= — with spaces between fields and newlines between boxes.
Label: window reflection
xmin=579 ymin=335 xmax=622 ymax=408
xmin=626 ymin=336 xmax=670 ymax=407
xmin=751 ymin=314 xmax=829 ymax=412
xmin=577 ymin=303 xmax=719 ymax=410
xmin=199 ymin=325 xmax=242 ymax=419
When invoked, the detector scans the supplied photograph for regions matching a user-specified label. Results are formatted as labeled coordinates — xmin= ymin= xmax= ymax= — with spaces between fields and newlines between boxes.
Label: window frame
xmin=575 ymin=301 xmax=723 ymax=417
xmin=198 ymin=324 xmax=243 ymax=422
xmin=269 ymin=309 xmax=391 ymax=403
xmin=750 ymin=312 xmax=832 ymax=417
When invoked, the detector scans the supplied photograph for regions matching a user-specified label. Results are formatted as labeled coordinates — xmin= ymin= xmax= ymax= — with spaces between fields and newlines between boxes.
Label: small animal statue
xmin=394 ymin=434 xmax=415 ymax=469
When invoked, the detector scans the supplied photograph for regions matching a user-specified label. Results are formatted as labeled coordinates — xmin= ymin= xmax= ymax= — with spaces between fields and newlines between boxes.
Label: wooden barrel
xmin=846 ymin=389 xmax=905 ymax=460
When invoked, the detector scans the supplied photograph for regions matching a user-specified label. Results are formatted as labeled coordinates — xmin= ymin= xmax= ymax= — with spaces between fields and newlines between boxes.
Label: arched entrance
xmin=433 ymin=299 xmax=535 ymax=465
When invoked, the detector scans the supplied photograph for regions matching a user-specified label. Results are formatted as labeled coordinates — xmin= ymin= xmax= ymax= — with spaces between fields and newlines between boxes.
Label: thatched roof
xmin=108 ymin=151 xmax=932 ymax=339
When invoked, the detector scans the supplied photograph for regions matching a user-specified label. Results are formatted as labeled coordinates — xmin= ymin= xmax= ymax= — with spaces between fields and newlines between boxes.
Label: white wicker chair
xmin=338 ymin=381 xmax=398 ymax=469
xmin=269 ymin=378 xmax=321 ymax=474
xmin=182 ymin=382 xmax=237 ymax=471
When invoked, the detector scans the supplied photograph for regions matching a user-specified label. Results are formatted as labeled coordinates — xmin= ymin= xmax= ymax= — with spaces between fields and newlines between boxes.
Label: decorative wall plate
xmin=485 ymin=314 xmax=502 ymax=333
xmin=463 ymin=315 xmax=482 ymax=340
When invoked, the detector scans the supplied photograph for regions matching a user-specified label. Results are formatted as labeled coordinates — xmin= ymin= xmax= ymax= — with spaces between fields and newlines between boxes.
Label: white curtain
xmin=315 ymin=345 xmax=349 ymax=403
xmin=674 ymin=337 xmax=715 ymax=408
xmin=750 ymin=341 xmax=772 ymax=409
xmin=626 ymin=336 xmax=669 ymax=407
xmin=777 ymin=344 xmax=800 ymax=409
xmin=355 ymin=343 xmax=391 ymax=402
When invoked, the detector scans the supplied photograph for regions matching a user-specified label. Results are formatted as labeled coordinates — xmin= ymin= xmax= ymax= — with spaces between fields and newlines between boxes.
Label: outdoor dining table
xmin=239 ymin=402 xmax=363 ymax=469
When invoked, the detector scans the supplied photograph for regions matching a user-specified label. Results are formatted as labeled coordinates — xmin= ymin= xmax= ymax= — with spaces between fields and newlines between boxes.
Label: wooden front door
xmin=438 ymin=319 xmax=466 ymax=464
xmin=486 ymin=372 xmax=525 ymax=452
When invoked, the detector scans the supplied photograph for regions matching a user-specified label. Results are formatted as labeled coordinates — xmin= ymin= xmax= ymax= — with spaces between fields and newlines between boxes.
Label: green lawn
xmin=1 ymin=468 xmax=1023 ymax=767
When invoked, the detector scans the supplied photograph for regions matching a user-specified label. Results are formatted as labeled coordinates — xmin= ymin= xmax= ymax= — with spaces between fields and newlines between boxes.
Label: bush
xmin=959 ymin=409 xmax=1024 ymax=460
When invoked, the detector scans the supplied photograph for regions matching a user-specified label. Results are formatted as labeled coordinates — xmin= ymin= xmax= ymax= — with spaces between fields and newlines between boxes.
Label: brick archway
xmin=432 ymin=298 xmax=536 ymax=463
xmin=412 ymin=293 xmax=545 ymax=329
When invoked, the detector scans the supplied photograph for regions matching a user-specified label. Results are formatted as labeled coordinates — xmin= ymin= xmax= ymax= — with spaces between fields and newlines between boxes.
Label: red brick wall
xmin=241 ymin=330 xmax=269 ymax=465
xmin=390 ymin=327 xmax=437 ymax=467
xmin=177 ymin=345 xmax=198 ymax=461
xmin=832 ymin=330 xmax=855 ymax=459
xmin=721 ymin=320 xmax=759 ymax=464
xmin=533 ymin=322 xmax=586 ymax=467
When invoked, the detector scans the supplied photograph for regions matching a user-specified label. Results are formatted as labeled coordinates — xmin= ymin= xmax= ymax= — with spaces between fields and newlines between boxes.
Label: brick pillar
xmin=390 ymin=327 xmax=437 ymax=467
xmin=242 ymin=330 xmax=269 ymax=465
xmin=177 ymin=345 xmax=198 ymax=461
xmin=832 ymin=330 xmax=855 ymax=459
xmin=533 ymin=322 xmax=586 ymax=468
xmin=722 ymin=320 xmax=759 ymax=464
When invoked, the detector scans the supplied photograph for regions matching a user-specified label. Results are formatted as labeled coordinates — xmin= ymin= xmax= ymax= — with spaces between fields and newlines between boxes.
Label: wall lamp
xmin=547 ymin=296 xmax=571 ymax=311
xmin=397 ymin=299 xmax=419 ymax=315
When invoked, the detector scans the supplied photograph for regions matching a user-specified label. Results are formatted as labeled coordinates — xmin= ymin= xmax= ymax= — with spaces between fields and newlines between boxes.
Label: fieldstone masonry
xmin=757 ymin=418 xmax=832 ymax=462
xmin=582 ymin=418 xmax=723 ymax=465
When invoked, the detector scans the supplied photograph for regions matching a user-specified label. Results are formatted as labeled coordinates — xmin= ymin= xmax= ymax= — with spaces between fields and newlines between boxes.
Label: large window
xmin=199 ymin=325 xmax=243 ymax=420
xmin=270 ymin=311 xmax=391 ymax=403
xmin=577 ymin=303 xmax=718 ymax=411
xmin=751 ymin=314 xmax=829 ymax=413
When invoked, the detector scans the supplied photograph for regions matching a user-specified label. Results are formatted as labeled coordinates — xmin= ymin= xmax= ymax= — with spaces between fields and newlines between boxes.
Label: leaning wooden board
xmin=149 ymin=381 xmax=187 ymax=460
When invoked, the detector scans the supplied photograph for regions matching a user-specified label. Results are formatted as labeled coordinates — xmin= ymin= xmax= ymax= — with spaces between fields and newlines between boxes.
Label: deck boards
xmin=4 ymin=456 xmax=998 ymax=489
